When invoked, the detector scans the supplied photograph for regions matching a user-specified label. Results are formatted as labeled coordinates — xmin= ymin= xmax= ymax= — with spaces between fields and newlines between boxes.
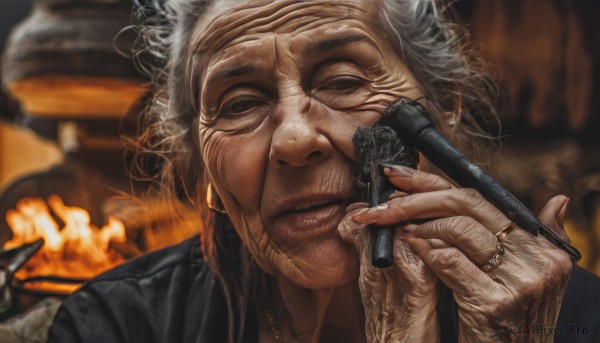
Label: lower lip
xmin=271 ymin=202 xmax=346 ymax=239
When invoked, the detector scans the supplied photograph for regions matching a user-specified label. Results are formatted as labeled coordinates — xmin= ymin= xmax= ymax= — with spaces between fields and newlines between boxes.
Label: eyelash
xmin=220 ymin=96 xmax=267 ymax=117
xmin=318 ymin=75 xmax=366 ymax=92
xmin=216 ymin=73 xmax=367 ymax=117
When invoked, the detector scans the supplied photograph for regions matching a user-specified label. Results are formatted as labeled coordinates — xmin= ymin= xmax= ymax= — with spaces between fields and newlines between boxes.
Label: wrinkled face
xmin=197 ymin=0 xmax=421 ymax=289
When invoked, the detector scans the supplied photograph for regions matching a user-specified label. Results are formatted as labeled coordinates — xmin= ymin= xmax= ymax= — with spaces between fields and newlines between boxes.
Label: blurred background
xmin=0 ymin=0 xmax=599 ymax=341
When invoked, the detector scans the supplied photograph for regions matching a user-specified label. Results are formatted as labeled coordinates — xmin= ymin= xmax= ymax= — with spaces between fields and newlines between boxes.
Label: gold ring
xmin=481 ymin=242 xmax=505 ymax=272
xmin=495 ymin=222 xmax=516 ymax=240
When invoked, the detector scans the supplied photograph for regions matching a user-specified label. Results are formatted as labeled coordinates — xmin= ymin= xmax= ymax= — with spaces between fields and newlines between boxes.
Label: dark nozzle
xmin=377 ymin=96 xmax=581 ymax=261
xmin=371 ymin=228 xmax=393 ymax=268
xmin=380 ymin=97 xmax=434 ymax=145
xmin=352 ymin=103 xmax=420 ymax=269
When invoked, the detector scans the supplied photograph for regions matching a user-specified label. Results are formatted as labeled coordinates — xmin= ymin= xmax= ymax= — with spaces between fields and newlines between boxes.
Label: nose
xmin=269 ymin=96 xmax=332 ymax=169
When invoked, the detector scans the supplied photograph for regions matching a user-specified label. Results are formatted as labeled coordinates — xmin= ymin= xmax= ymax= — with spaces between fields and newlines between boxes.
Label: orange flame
xmin=3 ymin=195 xmax=127 ymax=293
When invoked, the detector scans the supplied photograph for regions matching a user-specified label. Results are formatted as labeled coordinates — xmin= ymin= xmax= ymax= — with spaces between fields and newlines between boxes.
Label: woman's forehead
xmin=193 ymin=0 xmax=384 ymax=58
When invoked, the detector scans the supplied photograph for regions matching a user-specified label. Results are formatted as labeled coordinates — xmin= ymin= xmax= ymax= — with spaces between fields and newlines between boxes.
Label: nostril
xmin=276 ymin=151 xmax=322 ymax=168
xmin=306 ymin=151 xmax=322 ymax=161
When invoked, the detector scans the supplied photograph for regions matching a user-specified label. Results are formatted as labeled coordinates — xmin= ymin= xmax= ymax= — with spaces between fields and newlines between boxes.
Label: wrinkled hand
xmin=338 ymin=202 xmax=439 ymax=341
xmin=349 ymin=165 xmax=573 ymax=342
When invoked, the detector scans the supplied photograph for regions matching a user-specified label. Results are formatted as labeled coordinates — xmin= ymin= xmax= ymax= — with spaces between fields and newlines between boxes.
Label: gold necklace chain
xmin=259 ymin=273 xmax=282 ymax=342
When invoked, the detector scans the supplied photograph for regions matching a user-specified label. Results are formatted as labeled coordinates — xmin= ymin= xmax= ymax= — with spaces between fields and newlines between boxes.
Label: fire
xmin=3 ymin=195 xmax=127 ymax=293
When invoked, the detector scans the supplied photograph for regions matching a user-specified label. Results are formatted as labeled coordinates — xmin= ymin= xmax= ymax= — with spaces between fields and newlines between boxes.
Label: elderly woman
xmin=48 ymin=0 xmax=600 ymax=342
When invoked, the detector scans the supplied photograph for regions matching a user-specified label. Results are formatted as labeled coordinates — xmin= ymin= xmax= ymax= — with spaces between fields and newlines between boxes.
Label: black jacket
xmin=47 ymin=236 xmax=600 ymax=342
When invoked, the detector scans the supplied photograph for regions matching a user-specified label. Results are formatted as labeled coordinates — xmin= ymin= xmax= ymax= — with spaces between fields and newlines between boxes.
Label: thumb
xmin=338 ymin=202 xmax=369 ymax=245
xmin=538 ymin=195 xmax=570 ymax=243
xmin=338 ymin=202 xmax=385 ymax=285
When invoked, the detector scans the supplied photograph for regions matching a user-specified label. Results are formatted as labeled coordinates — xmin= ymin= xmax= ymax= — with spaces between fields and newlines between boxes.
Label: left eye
xmin=319 ymin=76 xmax=365 ymax=91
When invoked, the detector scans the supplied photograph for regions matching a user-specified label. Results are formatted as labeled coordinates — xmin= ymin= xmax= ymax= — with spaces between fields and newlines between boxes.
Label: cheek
xmin=200 ymin=127 xmax=270 ymax=212
xmin=313 ymin=72 xmax=421 ymax=161
xmin=201 ymin=125 xmax=278 ymax=271
xmin=200 ymin=126 xmax=275 ymax=265
xmin=358 ymin=49 xmax=423 ymax=111
xmin=370 ymin=56 xmax=423 ymax=100
xmin=370 ymin=77 xmax=421 ymax=102
xmin=322 ymin=108 xmax=379 ymax=160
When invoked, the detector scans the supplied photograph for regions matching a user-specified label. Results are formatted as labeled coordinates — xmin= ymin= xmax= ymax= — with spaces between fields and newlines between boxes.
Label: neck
xmin=260 ymin=275 xmax=365 ymax=343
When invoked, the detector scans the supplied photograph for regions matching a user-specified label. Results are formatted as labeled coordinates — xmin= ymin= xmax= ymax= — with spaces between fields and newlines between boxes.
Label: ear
xmin=441 ymin=83 xmax=462 ymax=128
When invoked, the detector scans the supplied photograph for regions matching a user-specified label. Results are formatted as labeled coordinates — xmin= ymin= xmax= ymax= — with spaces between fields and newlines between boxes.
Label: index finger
xmin=382 ymin=164 xmax=455 ymax=193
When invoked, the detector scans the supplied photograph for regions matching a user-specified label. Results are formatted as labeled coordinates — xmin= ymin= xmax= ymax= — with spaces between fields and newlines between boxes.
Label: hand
xmin=338 ymin=204 xmax=440 ymax=342
xmin=351 ymin=165 xmax=573 ymax=342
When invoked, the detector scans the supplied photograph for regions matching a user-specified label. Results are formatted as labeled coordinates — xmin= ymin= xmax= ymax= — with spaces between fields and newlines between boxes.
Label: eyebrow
xmin=304 ymin=34 xmax=377 ymax=56
xmin=206 ymin=34 xmax=377 ymax=83
xmin=211 ymin=64 xmax=258 ymax=81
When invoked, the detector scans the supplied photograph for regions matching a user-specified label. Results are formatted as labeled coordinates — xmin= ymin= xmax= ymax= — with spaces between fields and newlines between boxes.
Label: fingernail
xmin=373 ymin=203 xmax=388 ymax=210
xmin=560 ymin=197 xmax=570 ymax=212
xmin=387 ymin=165 xmax=416 ymax=177
xmin=558 ymin=197 xmax=570 ymax=227
xmin=378 ymin=163 xmax=395 ymax=175
xmin=352 ymin=203 xmax=388 ymax=223
xmin=346 ymin=202 xmax=368 ymax=213
xmin=402 ymin=223 xmax=418 ymax=232
xmin=389 ymin=191 xmax=409 ymax=200
xmin=396 ymin=231 xmax=411 ymax=240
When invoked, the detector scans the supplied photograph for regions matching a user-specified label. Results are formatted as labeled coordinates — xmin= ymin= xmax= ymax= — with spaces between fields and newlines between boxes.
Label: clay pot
xmin=1 ymin=0 xmax=146 ymax=118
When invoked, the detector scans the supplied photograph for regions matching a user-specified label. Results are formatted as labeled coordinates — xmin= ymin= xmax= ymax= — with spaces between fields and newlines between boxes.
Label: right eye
xmin=221 ymin=97 xmax=266 ymax=116
xmin=212 ymin=86 xmax=272 ymax=132
xmin=217 ymin=86 xmax=270 ymax=118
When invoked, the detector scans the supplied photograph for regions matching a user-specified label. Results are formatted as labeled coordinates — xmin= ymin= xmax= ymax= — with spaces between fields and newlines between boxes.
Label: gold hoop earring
xmin=207 ymin=183 xmax=226 ymax=214
xmin=445 ymin=111 xmax=458 ymax=128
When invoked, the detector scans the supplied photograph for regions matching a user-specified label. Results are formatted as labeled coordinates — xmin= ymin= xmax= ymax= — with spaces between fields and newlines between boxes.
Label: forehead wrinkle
xmin=303 ymin=33 xmax=379 ymax=56
xmin=203 ymin=37 xmax=274 ymax=86
xmin=193 ymin=1 xmax=373 ymax=58
xmin=207 ymin=35 xmax=263 ymax=67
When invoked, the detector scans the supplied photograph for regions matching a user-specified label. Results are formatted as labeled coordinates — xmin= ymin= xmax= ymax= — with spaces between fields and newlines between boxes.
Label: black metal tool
xmin=379 ymin=97 xmax=581 ymax=261
xmin=353 ymin=125 xmax=418 ymax=268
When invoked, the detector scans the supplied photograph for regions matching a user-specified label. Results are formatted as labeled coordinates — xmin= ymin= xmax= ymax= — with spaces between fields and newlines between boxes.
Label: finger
xmin=389 ymin=190 xmax=410 ymax=201
xmin=353 ymin=188 xmax=507 ymax=232
xmin=338 ymin=203 xmax=369 ymax=245
xmin=405 ymin=236 xmax=495 ymax=297
xmin=538 ymin=195 xmax=570 ymax=243
xmin=340 ymin=203 xmax=428 ymax=279
xmin=390 ymin=233 xmax=439 ymax=298
xmin=382 ymin=165 xmax=455 ymax=193
xmin=338 ymin=203 xmax=382 ymax=273
xmin=337 ymin=205 xmax=373 ymax=268
xmin=338 ymin=204 xmax=389 ymax=290
xmin=404 ymin=216 xmax=499 ymax=266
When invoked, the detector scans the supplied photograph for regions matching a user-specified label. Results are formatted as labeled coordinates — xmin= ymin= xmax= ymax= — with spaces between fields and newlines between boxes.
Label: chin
xmin=279 ymin=237 xmax=360 ymax=289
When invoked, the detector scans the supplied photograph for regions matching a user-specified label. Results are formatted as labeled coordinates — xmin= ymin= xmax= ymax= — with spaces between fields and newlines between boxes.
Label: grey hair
xmin=129 ymin=1 xmax=500 ymax=342
xmin=379 ymin=0 xmax=500 ymax=157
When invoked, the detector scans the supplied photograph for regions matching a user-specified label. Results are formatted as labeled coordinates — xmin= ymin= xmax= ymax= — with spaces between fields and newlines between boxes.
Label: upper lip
xmin=268 ymin=193 xmax=351 ymax=220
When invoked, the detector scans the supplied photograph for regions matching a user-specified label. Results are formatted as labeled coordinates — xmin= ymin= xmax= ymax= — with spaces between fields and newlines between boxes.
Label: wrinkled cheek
xmin=200 ymin=129 xmax=264 ymax=201
xmin=198 ymin=127 xmax=229 ymax=188
xmin=238 ymin=212 xmax=277 ymax=272
xmin=316 ymin=86 xmax=421 ymax=162
xmin=233 ymin=210 xmax=298 ymax=277
xmin=370 ymin=73 xmax=422 ymax=104
xmin=325 ymin=81 xmax=421 ymax=121
xmin=199 ymin=126 xmax=274 ymax=261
